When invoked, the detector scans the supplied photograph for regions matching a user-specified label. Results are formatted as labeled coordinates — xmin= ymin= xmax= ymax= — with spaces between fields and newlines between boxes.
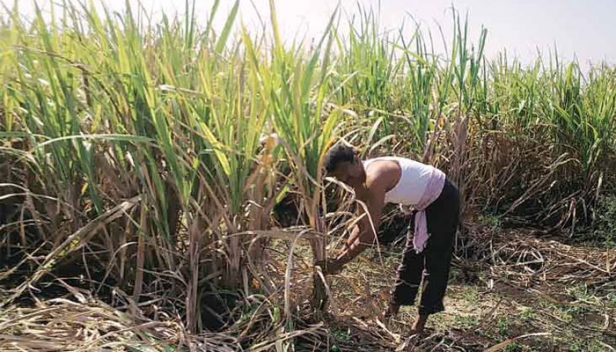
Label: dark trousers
xmin=390 ymin=179 xmax=460 ymax=316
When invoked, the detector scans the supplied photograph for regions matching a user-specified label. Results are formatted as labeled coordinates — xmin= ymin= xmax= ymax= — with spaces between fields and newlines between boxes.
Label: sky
xmin=6 ymin=0 xmax=616 ymax=67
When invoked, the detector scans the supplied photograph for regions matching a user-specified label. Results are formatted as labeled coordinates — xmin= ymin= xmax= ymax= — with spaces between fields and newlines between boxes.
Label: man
xmin=318 ymin=144 xmax=460 ymax=335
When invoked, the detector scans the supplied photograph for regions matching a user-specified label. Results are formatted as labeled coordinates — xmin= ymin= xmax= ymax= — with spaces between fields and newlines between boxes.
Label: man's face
xmin=331 ymin=158 xmax=365 ymax=188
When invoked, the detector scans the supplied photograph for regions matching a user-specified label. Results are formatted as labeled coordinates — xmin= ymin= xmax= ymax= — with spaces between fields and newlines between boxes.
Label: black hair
xmin=323 ymin=144 xmax=356 ymax=173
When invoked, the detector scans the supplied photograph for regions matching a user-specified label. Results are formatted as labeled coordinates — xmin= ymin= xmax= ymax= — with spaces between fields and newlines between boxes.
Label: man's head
xmin=323 ymin=144 xmax=365 ymax=187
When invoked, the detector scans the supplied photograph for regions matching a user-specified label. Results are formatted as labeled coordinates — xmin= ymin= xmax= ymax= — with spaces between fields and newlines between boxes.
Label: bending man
xmin=319 ymin=144 xmax=460 ymax=334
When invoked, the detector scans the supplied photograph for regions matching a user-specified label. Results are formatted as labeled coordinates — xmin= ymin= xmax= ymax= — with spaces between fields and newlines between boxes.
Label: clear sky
xmin=7 ymin=0 xmax=616 ymax=67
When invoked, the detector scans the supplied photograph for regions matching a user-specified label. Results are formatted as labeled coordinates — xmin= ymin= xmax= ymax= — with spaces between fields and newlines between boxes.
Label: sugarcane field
xmin=1 ymin=1 xmax=615 ymax=351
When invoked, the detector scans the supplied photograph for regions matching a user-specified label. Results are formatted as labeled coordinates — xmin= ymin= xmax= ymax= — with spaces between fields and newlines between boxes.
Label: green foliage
xmin=591 ymin=196 xmax=616 ymax=247
xmin=504 ymin=343 xmax=521 ymax=352
xmin=497 ymin=316 xmax=510 ymax=337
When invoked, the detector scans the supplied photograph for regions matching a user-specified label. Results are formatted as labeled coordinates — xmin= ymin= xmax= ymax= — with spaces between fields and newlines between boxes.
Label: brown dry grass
xmin=269 ymin=226 xmax=616 ymax=351
xmin=0 ymin=298 xmax=239 ymax=351
xmin=3 ymin=225 xmax=613 ymax=352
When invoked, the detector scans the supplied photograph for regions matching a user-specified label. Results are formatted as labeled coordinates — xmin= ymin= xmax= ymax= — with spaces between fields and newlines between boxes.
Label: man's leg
xmin=387 ymin=222 xmax=425 ymax=315
xmin=415 ymin=181 xmax=460 ymax=332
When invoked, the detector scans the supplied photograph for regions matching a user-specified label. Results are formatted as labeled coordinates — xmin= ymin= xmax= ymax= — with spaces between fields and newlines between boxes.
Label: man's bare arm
xmin=335 ymin=183 xmax=386 ymax=266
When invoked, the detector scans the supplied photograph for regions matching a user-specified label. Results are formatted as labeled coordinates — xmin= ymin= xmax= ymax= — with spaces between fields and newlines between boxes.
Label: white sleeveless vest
xmin=362 ymin=156 xmax=436 ymax=206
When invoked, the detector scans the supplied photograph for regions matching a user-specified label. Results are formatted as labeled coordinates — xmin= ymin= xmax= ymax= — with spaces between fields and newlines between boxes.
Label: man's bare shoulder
xmin=365 ymin=159 xmax=400 ymax=192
